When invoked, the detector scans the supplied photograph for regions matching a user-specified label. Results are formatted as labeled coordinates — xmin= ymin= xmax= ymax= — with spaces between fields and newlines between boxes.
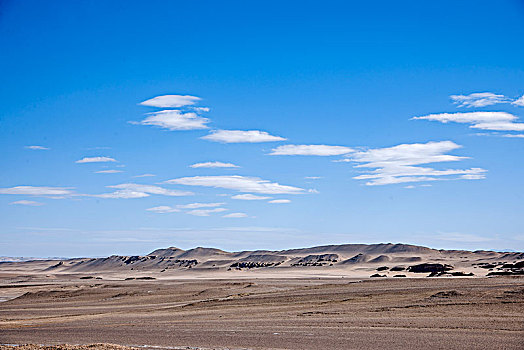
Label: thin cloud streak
xmin=140 ymin=95 xmax=201 ymax=108
xmin=25 ymin=145 xmax=50 ymax=150
xmin=190 ymin=161 xmax=239 ymax=168
xmin=223 ymin=212 xmax=248 ymax=218
xmin=268 ymin=199 xmax=291 ymax=204
xmin=231 ymin=194 xmax=271 ymax=200
xmin=146 ymin=206 xmax=180 ymax=213
xmin=96 ymin=183 xmax=193 ymax=199
xmin=270 ymin=144 xmax=353 ymax=156
xmin=10 ymin=200 xmax=45 ymax=206
xmin=76 ymin=156 xmax=117 ymax=164
xmin=187 ymin=208 xmax=227 ymax=216
xmin=412 ymin=111 xmax=524 ymax=132
xmin=131 ymin=110 xmax=210 ymax=130
xmin=201 ymin=130 xmax=286 ymax=143
xmin=450 ymin=92 xmax=510 ymax=107
xmin=177 ymin=202 xmax=225 ymax=209
xmin=165 ymin=175 xmax=305 ymax=194
xmin=0 ymin=186 xmax=75 ymax=196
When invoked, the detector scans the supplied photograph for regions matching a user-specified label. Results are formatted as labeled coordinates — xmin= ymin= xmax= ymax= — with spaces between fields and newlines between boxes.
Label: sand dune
xmin=0 ymin=243 xmax=523 ymax=349
xmin=1 ymin=243 xmax=522 ymax=280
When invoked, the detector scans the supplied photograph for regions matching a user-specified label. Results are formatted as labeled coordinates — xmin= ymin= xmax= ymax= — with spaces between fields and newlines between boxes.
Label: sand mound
xmin=177 ymin=247 xmax=229 ymax=259
xmin=369 ymin=255 xmax=390 ymax=263
xmin=340 ymin=253 xmax=370 ymax=264
xmin=147 ymin=247 xmax=185 ymax=258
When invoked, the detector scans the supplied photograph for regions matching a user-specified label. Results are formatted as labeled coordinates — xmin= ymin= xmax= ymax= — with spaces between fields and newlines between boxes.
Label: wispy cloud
xmin=342 ymin=141 xmax=486 ymax=186
xmin=305 ymin=176 xmax=322 ymax=180
xmin=133 ymin=174 xmax=156 ymax=178
xmin=177 ymin=202 xmax=225 ymax=209
xmin=165 ymin=175 xmax=305 ymax=194
xmin=231 ymin=193 xmax=271 ymax=200
xmin=412 ymin=111 xmax=524 ymax=132
xmin=512 ymin=94 xmax=524 ymax=107
xmin=131 ymin=110 xmax=210 ymax=131
xmin=502 ymin=133 xmax=524 ymax=138
xmin=140 ymin=95 xmax=201 ymax=108
xmin=270 ymin=144 xmax=353 ymax=156
xmin=187 ymin=208 xmax=227 ymax=216
xmin=25 ymin=145 xmax=50 ymax=150
xmin=190 ymin=161 xmax=239 ymax=168
xmin=0 ymin=186 xmax=75 ymax=196
xmin=223 ymin=212 xmax=248 ymax=218
xmin=146 ymin=206 xmax=180 ymax=213
xmin=268 ymin=199 xmax=291 ymax=204
xmin=94 ymin=170 xmax=123 ymax=174
xmin=96 ymin=183 xmax=193 ymax=199
xmin=450 ymin=92 xmax=524 ymax=108
xmin=201 ymin=130 xmax=286 ymax=143
xmin=76 ymin=156 xmax=117 ymax=164
xmin=450 ymin=92 xmax=510 ymax=108
xmin=9 ymin=200 xmax=45 ymax=206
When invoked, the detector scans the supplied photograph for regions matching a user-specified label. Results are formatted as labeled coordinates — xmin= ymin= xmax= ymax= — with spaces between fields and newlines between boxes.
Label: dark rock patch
xmin=370 ymin=273 xmax=386 ymax=278
xmin=408 ymin=263 xmax=453 ymax=273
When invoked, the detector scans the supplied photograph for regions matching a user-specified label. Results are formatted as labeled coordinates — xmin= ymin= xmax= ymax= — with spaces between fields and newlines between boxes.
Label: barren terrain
xmin=0 ymin=244 xmax=523 ymax=349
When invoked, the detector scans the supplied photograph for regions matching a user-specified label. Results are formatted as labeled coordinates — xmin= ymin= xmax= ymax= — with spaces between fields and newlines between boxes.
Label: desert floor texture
xmin=0 ymin=276 xmax=523 ymax=350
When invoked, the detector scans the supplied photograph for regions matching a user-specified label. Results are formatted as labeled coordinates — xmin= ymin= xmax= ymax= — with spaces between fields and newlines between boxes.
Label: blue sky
xmin=1 ymin=0 xmax=523 ymax=257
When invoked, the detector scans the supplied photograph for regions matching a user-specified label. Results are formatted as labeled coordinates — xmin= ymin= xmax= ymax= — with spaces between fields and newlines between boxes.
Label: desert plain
xmin=0 ymin=243 xmax=523 ymax=350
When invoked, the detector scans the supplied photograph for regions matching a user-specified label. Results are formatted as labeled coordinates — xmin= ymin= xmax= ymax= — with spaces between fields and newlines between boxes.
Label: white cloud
xmin=95 ymin=190 xmax=150 ymax=199
xmin=177 ymin=202 xmax=225 ymax=209
xmin=25 ymin=145 xmax=49 ymax=150
xmin=502 ymin=134 xmax=524 ymax=138
xmin=343 ymin=141 xmax=486 ymax=186
xmin=305 ymin=176 xmax=322 ymax=180
xmin=201 ymin=130 xmax=286 ymax=143
xmin=140 ymin=95 xmax=201 ymax=108
xmin=223 ymin=212 xmax=248 ymax=218
xmin=192 ymin=107 xmax=210 ymax=112
xmin=412 ymin=111 xmax=524 ymax=132
xmin=76 ymin=156 xmax=117 ymax=164
xmin=190 ymin=161 xmax=239 ymax=168
xmin=165 ymin=175 xmax=305 ymax=194
xmin=231 ymin=194 xmax=271 ymax=200
xmin=146 ymin=206 xmax=180 ymax=213
xmin=450 ymin=92 xmax=510 ymax=108
xmin=0 ymin=186 xmax=74 ymax=196
xmin=96 ymin=183 xmax=193 ymax=199
xmin=133 ymin=174 xmax=156 ymax=178
xmin=512 ymin=95 xmax=524 ymax=107
xmin=94 ymin=170 xmax=123 ymax=174
xmin=268 ymin=199 xmax=291 ymax=204
xmin=187 ymin=208 xmax=227 ymax=216
xmin=132 ymin=110 xmax=210 ymax=131
xmin=9 ymin=200 xmax=44 ymax=206
xmin=270 ymin=144 xmax=353 ymax=156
